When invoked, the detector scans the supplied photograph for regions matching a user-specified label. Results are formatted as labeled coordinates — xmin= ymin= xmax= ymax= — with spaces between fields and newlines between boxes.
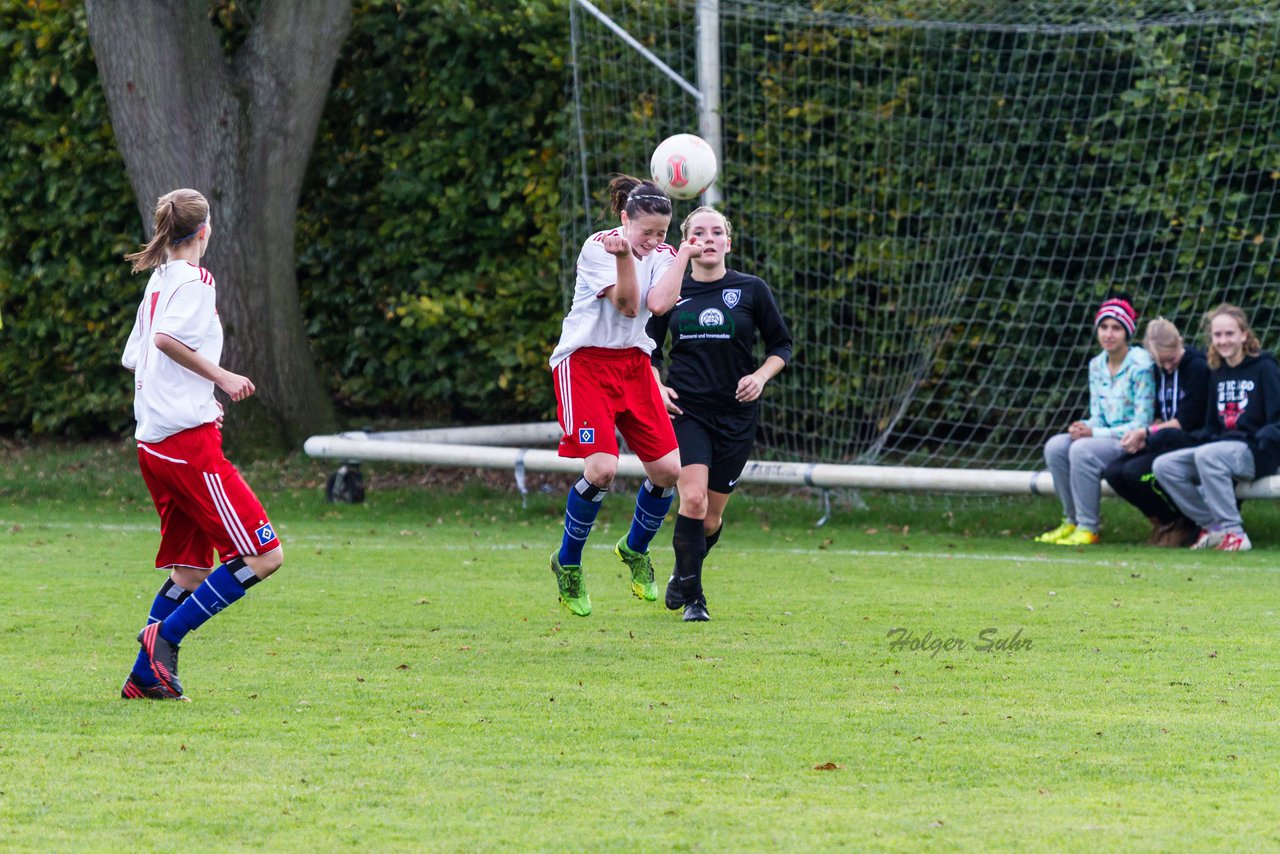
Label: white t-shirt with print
xmin=548 ymin=229 xmax=676 ymax=369
xmin=122 ymin=261 xmax=224 ymax=443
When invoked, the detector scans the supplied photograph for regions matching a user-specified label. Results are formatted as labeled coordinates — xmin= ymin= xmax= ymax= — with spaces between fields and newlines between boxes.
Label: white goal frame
xmin=304 ymin=424 xmax=1280 ymax=502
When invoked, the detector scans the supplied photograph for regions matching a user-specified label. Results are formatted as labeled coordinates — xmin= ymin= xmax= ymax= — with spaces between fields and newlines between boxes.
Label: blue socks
xmin=131 ymin=579 xmax=191 ymax=686
xmin=158 ymin=558 xmax=260 ymax=647
xmin=557 ymin=476 xmax=674 ymax=564
xmin=627 ymin=479 xmax=674 ymax=554
xmin=559 ymin=478 xmax=607 ymax=567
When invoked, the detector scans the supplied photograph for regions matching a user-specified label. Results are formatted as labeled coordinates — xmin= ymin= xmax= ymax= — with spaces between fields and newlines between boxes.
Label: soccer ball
xmin=650 ymin=134 xmax=718 ymax=200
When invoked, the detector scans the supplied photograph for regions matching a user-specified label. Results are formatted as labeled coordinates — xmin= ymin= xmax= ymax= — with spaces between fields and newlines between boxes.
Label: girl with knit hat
xmin=1036 ymin=297 xmax=1155 ymax=545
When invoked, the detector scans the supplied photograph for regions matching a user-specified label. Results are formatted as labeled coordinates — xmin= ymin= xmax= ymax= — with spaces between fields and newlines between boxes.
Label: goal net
xmin=565 ymin=0 xmax=1280 ymax=469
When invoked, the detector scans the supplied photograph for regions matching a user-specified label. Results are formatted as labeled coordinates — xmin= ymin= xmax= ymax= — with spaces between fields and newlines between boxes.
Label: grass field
xmin=3 ymin=440 xmax=1280 ymax=851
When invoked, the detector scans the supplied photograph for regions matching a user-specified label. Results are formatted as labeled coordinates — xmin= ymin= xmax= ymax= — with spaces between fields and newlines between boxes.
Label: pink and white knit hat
xmin=1095 ymin=297 xmax=1137 ymax=338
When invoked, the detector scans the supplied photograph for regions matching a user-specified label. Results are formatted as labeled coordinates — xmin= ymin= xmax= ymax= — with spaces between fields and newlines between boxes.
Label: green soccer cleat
xmin=1055 ymin=528 xmax=1099 ymax=546
xmin=1034 ymin=519 xmax=1076 ymax=544
xmin=550 ymin=551 xmax=591 ymax=616
xmin=615 ymin=536 xmax=658 ymax=601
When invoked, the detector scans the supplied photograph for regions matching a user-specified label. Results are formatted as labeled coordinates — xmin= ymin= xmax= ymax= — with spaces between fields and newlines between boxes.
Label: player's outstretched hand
xmin=735 ymin=373 xmax=766 ymax=403
xmin=659 ymin=383 xmax=683 ymax=416
xmin=680 ymin=235 xmax=704 ymax=257
xmin=602 ymin=233 xmax=631 ymax=257
xmin=219 ymin=371 xmax=256 ymax=402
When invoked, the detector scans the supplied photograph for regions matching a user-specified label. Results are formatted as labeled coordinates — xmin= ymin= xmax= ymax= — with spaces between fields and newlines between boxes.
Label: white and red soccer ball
xmin=650 ymin=133 xmax=718 ymax=200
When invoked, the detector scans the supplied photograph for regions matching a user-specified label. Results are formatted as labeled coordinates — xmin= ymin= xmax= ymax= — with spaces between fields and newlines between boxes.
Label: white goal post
xmin=303 ymin=424 xmax=1280 ymax=500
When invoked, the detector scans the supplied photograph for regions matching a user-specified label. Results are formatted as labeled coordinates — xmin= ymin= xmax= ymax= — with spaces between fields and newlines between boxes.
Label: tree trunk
xmin=85 ymin=0 xmax=350 ymax=450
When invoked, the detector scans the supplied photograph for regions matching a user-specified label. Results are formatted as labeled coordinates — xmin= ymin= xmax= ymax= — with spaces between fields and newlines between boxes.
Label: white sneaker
xmin=1217 ymin=531 xmax=1252 ymax=552
xmin=1190 ymin=530 xmax=1224 ymax=550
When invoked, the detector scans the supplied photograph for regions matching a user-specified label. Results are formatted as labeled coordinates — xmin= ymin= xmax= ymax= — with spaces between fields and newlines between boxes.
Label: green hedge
xmin=297 ymin=0 xmax=565 ymax=424
xmin=0 ymin=0 xmax=567 ymax=436
xmin=0 ymin=2 xmax=139 ymax=436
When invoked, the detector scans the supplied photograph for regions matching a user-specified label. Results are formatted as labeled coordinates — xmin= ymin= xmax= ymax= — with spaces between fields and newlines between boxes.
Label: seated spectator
xmin=1149 ymin=304 xmax=1280 ymax=551
xmin=1037 ymin=297 xmax=1154 ymax=545
xmin=1102 ymin=318 xmax=1209 ymax=547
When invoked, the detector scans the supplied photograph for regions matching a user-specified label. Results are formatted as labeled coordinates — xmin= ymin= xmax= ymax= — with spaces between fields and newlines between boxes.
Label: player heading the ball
xmin=548 ymin=175 xmax=703 ymax=617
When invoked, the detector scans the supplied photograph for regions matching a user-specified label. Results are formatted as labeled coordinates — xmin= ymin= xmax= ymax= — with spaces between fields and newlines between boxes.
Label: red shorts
xmin=553 ymin=347 xmax=678 ymax=462
xmin=136 ymin=423 xmax=279 ymax=570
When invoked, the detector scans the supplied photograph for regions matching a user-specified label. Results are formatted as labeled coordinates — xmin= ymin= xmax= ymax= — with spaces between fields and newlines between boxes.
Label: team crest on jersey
xmin=722 ymin=288 xmax=741 ymax=308
xmin=578 ymin=427 xmax=596 ymax=445
xmin=255 ymin=522 xmax=276 ymax=546
xmin=699 ymin=308 xmax=725 ymax=327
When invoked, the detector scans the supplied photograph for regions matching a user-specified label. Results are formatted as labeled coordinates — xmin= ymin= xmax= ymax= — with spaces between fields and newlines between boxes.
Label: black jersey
xmin=648 ymin=269 xmax=793 ymax=412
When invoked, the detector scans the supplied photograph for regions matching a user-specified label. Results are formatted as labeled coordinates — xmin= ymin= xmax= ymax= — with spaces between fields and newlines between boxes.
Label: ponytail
xmin=605 ymin=174 xmax=671 ymax=220
xmin=124 ymin=188 xmax=210 ymax=273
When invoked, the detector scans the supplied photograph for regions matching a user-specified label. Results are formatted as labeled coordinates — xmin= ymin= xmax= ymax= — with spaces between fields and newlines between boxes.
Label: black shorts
xmin=672 ymin=406 xmax=757 ymax=494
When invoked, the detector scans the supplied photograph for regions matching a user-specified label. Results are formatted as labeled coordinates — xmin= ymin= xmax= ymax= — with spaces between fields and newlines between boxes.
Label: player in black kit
xmin=647 ymin=207 xmax=793 ymax=621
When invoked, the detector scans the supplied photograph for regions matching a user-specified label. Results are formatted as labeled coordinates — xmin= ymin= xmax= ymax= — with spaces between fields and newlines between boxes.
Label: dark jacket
xmin=1148 ymin=351 xmax=1280 ymax=478
xmin=1153 ymin=345 xmax=1210 ymax=431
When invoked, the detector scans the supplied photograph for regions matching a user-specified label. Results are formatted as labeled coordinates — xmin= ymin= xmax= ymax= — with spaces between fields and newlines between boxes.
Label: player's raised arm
xmin=601 ymin=231 xmax=640 ymax=317
xmin=647 ymin=235 xmax=702 ymax=316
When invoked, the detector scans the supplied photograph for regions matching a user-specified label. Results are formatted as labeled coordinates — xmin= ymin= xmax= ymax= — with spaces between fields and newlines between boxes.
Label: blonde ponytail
xmin=124 ymin=189 xmax=209 ymax=273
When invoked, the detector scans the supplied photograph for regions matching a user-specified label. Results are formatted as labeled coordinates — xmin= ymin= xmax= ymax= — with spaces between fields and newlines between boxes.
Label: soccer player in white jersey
xmin=118 ymin=188 xmax=283 ymax=700
xmin=548 ymin=175 xmax=703 ymax=616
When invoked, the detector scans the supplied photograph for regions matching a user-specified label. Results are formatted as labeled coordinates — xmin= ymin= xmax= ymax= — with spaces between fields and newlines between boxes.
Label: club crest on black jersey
xmin=677 ymin=306 xmax=734 ymax=340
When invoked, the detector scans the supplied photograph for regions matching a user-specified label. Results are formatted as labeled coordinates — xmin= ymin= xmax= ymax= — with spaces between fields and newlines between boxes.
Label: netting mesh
xmin=565 ymin=0 xmax=1280 ymax=468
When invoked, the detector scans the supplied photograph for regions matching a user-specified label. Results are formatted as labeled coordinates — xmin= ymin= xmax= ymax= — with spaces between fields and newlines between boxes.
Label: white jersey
xmin=121 ymin=260 xmax=224 ymax=443
xmin=548 ymin=230 xmax=677 ymax=368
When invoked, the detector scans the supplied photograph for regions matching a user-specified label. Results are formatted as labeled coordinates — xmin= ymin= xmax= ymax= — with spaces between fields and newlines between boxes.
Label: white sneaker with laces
xmin=1190 ymin=530 xmax=1225 ymax=550
xmin=1217 ymin=531 xmax=1252 ymax=552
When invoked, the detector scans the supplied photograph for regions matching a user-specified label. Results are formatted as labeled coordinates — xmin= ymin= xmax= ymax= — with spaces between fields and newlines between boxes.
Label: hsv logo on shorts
xmin=578 ymin=427 xmax=595 ymax=445
xmin=255 ymin=522 xmax=276 ymax=547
